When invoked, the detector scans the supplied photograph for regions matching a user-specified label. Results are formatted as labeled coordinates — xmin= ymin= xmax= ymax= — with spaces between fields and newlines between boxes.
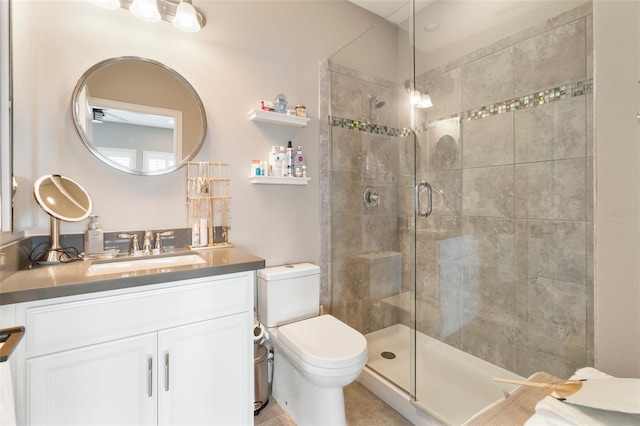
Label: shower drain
xmin=380 ymin=351 xmax=396 ymax=360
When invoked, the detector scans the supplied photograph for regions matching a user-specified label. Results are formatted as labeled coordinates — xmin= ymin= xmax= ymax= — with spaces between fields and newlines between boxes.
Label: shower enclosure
xmin=323 ymin=1 xmax=594 ymax=424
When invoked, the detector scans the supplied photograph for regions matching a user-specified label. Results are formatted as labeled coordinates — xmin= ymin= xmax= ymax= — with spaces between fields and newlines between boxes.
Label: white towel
xmin=0 ymin=355 xmax=17 ymax=426
xmin=525 ymin=368 xmax=640 ymax=426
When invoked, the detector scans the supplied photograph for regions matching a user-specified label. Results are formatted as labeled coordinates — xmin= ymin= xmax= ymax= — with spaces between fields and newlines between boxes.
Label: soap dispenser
xmin=84 ymin=215 xmax=104 ymax=255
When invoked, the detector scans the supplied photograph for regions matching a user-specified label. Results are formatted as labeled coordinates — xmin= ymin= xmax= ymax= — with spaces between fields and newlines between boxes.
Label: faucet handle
xmin=154 ymin=231 xmax=174 ymax=253
xmin=118 ymin=233 xmax=141 ymax=255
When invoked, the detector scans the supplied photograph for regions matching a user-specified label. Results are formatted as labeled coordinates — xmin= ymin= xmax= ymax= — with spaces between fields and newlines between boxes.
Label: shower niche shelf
xmin=248 ymin=109 xmax=310 ymax=128
xmin=249 ymin=176 xmax=310 ymax=185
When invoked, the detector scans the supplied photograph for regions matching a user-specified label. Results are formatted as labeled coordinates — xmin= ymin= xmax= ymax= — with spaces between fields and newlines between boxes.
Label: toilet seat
xmin=277 ymin=315 xmax=367 ymax=369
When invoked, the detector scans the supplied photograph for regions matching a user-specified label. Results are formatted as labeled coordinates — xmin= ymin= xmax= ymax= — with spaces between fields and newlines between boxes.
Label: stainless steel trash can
xmin=254 ymin=343 xmax=269 ymax=415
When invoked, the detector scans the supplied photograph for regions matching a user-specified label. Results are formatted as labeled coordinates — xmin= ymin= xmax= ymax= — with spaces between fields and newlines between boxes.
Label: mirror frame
xmin=71 ymin=56 xmax=207 ymax=176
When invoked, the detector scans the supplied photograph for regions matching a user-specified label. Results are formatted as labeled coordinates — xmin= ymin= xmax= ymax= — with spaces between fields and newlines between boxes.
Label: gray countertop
xmin=0 ymin=248 xmax=265 ymax=305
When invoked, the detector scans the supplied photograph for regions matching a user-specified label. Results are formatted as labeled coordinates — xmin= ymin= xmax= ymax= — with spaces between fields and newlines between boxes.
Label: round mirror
xmin=33 ymin=175 xmax=92 ymax=264
xmin=71 ymin=57 xmax=207 ymax=175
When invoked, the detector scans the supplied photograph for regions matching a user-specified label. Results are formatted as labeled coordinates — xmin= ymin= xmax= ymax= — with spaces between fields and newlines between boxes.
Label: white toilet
xmin=257 ymin=263 xmax=367 ymax=426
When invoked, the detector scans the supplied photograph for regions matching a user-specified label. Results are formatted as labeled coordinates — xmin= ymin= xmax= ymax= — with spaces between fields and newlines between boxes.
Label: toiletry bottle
xmin=286 ymin=141 xmax=294 ymax=177
xmin=274 ymin=147 xmax=284 ymax=177
xmin=84 ymin=215 xmax=104 ymax=254
xmin=274 ymin=94 xmax=288 ymax=114
xmin=268 ymin=146 xmax=277 ymax=176
xmin=278 ymin=146 xmax=287 ymax=177
xmin=251 ymin=159 xmax=261 ymax=177
xmin=294 ymin=146 xmax=305 ymax=177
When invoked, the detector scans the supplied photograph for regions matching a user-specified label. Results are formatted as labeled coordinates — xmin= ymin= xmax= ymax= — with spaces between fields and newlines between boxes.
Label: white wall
xmin=594 ymin=0 xmax=640 ymax=378
xmin=10 ymin=0 xmax=381 ymax=267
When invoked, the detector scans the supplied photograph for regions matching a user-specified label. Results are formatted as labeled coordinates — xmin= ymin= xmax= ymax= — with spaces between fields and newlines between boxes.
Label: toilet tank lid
xmin=257 ymin=263 xmax=320 ymax=280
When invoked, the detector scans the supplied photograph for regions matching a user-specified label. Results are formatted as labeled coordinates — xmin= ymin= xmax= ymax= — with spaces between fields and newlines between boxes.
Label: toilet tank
xmin=258 ymin=263 xmax=320 ymax=327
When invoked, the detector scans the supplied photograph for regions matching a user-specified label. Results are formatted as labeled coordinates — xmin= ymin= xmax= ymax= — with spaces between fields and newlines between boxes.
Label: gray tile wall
xmin=325 ymin=4 xmax=594 ymax=379
xmin=410 ymin=6 xmax=594 ymax=378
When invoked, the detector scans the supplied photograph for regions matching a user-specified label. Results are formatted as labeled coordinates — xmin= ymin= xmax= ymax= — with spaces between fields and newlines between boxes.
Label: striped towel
xmin=464 ymin=371 xmax=560 ymax=426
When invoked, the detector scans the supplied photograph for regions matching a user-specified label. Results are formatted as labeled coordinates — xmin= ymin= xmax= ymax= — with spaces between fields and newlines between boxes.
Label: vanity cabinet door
xmin=27 ymin=333 xmax=158 ymax=426
xmin=157 ymin=311 xmax=253 ymax=426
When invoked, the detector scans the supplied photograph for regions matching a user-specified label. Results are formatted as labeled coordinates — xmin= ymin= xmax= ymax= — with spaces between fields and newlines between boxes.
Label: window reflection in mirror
xmin=72 ymin=57 xmax=206 ymax=175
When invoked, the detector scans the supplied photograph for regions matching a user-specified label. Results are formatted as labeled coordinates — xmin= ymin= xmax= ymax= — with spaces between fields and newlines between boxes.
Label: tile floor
xmin=254 ymin=381 xmax=413 ymax=426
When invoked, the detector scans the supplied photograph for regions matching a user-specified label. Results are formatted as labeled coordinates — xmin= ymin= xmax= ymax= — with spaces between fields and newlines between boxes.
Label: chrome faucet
xmin=154 ymin=231 xmax=174 ymax=254
xmin=119 ymin=230 xmax=175 ymax=256
xmin=118 ymin=233 xmax=142 ymax=256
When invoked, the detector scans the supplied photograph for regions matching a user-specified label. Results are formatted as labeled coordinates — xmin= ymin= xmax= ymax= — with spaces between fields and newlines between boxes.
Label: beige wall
xmin=9 ymin=1 xmax=381 ymax=267
xmin=594 ymin=0 xmax=640 ymax=378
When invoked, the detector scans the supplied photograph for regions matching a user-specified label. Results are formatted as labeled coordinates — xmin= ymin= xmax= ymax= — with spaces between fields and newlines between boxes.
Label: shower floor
xmin=363 ymin=324 xmax=523 ymax=426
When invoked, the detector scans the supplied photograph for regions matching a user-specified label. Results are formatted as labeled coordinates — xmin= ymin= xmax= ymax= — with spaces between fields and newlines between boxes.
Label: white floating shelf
xmin=249 ymin=176 xmax=310 ymax=185
xmin=248 ymin=109 xmax=310 ymax=128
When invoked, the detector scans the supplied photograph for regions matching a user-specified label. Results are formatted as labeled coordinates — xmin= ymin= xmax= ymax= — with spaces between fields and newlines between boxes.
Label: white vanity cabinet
xmin=14 ymin=271 xmax=254 ymax=426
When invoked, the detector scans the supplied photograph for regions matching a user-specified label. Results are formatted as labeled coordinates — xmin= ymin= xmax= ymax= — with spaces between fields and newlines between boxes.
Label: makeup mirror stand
xmin=36 ymin=216 xmax=64 ymax=264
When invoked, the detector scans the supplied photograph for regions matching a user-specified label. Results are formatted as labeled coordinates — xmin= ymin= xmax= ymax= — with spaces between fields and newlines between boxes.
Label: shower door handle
xmin=415 ymin=181 xmax=432 ymax=218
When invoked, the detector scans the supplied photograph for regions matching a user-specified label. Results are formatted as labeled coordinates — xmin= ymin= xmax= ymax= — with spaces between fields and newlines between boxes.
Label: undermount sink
xmin=86 ymin=253 xmax=207 ymax=276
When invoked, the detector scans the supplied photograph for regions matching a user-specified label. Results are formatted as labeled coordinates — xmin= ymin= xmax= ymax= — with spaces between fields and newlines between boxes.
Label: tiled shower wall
xmin=326 ymin=3 xmax=594 ymax=378
xmin=410 ymin=4 xmax=593 ymax=378
xmin=328 ymin=63 xmax=406 ymax=334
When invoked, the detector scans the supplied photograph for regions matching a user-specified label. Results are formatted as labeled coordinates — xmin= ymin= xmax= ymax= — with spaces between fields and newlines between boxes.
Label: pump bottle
xmin=84 ymin=215 xmax=104 ymax=255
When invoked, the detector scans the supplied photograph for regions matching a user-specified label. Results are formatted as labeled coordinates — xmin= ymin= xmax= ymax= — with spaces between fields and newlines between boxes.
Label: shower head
xmin=368 ymin=95 xmax=385 ymax=109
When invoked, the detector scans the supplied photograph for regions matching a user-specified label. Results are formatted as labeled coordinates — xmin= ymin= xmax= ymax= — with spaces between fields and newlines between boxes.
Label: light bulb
xmin=417 ymin=94 xmax=433 ymax=109
xmin=409 ymin=90 xmax=421 ymax=105
xmin=129 ymin=0 xmax=161 ymax=22
xmin=172 ymin=0 xmax=201 ymax=32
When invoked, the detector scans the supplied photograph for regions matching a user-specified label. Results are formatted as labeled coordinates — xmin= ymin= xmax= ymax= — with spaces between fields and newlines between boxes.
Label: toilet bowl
xmin=257 ymin=263 xmax=367 ymax=426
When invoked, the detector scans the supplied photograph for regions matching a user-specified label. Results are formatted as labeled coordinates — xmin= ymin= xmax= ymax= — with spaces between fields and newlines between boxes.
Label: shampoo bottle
xmin=268 ymin=146 xmax=277 ymax=176
xmin=274 ymin=146 xmax=285 ymax=177
xmin=294 ymin=146 xmax=305 ymax=177
xmin=84 ymin=215 xmax=104 ymax=255
xmin=278 ymin=146 xmax=287 ymax=177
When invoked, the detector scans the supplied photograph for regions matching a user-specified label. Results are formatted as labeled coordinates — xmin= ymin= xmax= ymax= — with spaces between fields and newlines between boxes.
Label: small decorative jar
xmin=295 ymin=105 xmax=307 ymax=117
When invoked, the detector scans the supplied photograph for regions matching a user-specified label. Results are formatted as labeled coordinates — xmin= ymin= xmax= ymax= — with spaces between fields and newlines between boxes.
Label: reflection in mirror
xmin=72 ymin=57 xmax=207 ymax=175
xmin=33 ymin=175 xmax=92 ymax=264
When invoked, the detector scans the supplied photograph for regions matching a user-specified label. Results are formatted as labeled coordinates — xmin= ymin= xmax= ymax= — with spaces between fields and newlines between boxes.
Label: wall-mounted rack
xmin=248 ymin=109 xmax=310 ymax=128
xmin=249 ymin=176 xmax=310 ymax=185
xmin=187 ymin=162 xmax=232 ymax=249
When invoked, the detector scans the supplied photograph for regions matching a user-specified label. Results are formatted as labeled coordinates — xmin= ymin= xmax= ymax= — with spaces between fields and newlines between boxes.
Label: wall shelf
xmin=248 ymin=109 xmax=310 ymax=128
xmin=249 ymin=176 xmax=310 ymax=185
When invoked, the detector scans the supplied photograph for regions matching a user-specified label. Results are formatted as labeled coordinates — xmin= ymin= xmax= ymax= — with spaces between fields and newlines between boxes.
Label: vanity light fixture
xmin=405 ymin=81 xmax=433 ymax=109
xmin=89 ymin=0 xmax=206 ymax=32
xmin=409 ymin=90 xmax=433 ymax=109
xmin=417 ymin=94 xmax=433 ymax=109
xmin=129 ymin=0 xmax=161 ymax=22
xmin=172 ymin=0 xmax=200 ymax=32
xmin=405 ymin=80 xmax=432 ymax=109
xmin=409 ymin=90 xmax=422 ymax=106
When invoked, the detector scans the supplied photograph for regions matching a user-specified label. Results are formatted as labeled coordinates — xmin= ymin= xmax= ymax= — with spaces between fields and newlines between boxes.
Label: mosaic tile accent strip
xmin=331 ymin=78 xmax=593 ymax=137
xmin=330 ymin=117 xmax=413 ymax=137
xmin=461 ymin=78 xmax=593 ymax=122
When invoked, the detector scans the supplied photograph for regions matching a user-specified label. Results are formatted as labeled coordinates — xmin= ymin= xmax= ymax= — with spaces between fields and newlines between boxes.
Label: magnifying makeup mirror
xmin=33 ymin=174 xmax=92 ymax=264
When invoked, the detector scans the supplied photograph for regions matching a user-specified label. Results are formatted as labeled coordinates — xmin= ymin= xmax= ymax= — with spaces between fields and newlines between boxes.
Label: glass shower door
xmin=328 ymin=0 xmax=418 ymax=397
